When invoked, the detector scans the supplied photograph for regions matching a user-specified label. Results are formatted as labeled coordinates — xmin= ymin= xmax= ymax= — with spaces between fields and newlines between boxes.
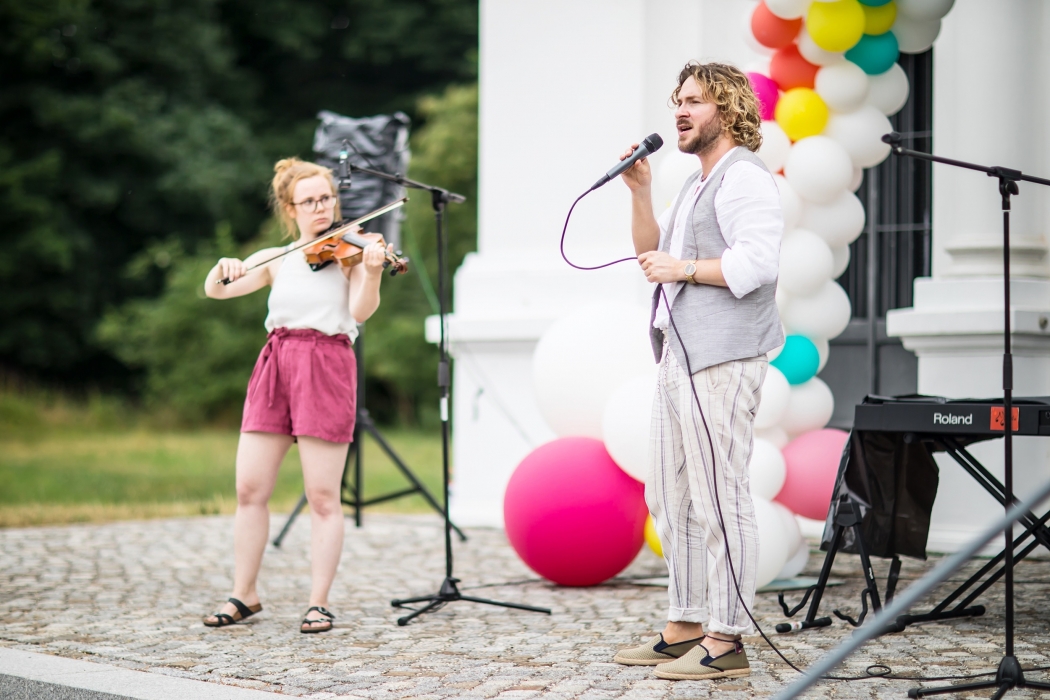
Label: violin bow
xmin=217 ymin=197 xmax=407 ymax=285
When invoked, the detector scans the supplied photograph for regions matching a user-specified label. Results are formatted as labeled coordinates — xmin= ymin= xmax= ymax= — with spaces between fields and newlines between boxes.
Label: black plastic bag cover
xmin=821 ymin=430 xmax=939 ymax=560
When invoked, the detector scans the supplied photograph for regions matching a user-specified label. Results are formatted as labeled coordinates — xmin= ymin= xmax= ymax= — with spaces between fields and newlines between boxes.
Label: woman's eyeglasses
xmin=293 ymin=195 xmax=338 ymax=212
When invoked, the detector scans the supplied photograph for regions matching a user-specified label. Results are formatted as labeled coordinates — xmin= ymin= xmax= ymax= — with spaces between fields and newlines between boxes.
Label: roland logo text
xmin=933 ymin=412 xmax=973 ymax=426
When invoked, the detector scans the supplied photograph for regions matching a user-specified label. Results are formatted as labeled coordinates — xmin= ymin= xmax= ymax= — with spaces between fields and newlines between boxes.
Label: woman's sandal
xmin=203 ymin=597 xmax=262 ymax=627
xmin=300 ymin=606 xmax=335 ymax=634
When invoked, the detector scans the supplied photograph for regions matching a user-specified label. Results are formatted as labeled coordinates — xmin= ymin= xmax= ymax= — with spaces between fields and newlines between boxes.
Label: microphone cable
xmin=559 ymin=182 xmax=1032 ymax=687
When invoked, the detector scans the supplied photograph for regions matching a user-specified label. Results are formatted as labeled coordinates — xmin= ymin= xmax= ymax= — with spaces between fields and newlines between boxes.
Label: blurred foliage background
xmin=1 ymin=0 xmax=478 ymax=428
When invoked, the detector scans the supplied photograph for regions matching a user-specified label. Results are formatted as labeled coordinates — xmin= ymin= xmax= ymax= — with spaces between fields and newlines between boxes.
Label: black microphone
xmin=337 ymin=139 xmax=351 ymax=191
xmin=590 ymin=133 xmax=664 ymax=191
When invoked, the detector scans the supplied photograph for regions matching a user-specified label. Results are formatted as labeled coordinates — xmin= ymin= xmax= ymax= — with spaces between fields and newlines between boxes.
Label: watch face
xmin=685 ymin=263 xmax=696 ymax=275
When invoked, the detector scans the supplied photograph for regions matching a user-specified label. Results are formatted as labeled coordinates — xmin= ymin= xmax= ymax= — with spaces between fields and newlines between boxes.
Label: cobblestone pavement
xmin=2 ymin=513 xmax=1050 ymax=699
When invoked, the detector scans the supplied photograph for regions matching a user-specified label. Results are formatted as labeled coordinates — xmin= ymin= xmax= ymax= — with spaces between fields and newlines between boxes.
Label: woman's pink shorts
xmin=241 ymin=327 xmax=357 ymax=443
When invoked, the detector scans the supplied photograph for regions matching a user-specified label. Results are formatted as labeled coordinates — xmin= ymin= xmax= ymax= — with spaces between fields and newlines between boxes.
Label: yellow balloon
xmin=863 ymin=1 xmax=897 ymax=36
xmin=807 ymin=0 xmax=866 ymax=52
xmin=774 ymin=88 xmax=830 ymax=142
xmin=644 ymin=514 xmax=663 ymax=558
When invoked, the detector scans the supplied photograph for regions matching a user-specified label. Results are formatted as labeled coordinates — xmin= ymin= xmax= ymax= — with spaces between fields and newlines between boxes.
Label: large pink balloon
xmin=775 ymin=428 xmax=849 ymax=520
xmin=748 ymin=72 xmax=781 ymax=121
xmin=504 ymin=437 xmax=648 ymax=586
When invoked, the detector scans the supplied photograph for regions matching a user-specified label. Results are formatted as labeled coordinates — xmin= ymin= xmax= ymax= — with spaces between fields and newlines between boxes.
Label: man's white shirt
xmin=652 ymin=146 xmax=783 ymax=331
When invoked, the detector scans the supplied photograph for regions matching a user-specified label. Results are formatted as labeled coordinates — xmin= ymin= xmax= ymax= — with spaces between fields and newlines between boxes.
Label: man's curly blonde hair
xmin=671 ymin=61 xmax=763 ymax=152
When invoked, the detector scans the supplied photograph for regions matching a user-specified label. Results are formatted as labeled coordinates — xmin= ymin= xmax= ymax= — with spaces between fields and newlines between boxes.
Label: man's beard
xmin=679 ymin=113 xmax=723 ymax=156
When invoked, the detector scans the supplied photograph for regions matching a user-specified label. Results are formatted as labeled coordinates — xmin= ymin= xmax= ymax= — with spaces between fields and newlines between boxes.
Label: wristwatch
xmin=684 ymin=260 xmax=697 ymax=284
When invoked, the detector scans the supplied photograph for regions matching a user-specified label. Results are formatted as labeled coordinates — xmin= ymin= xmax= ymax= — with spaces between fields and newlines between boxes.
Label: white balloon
xmin=533 ymin=304 xmax=656 ymax=439
xmin=775 ymin=284 xmax=792 ymax=315
xmin=754 ymin=496 xmax=793 ymax=588
xmin=782 ymin=280 xmax=852 ymax=339
xmin=831 ymin=243 xmax=851 ymax=278
xmin=797 ymin=26 xmax=847 ymax=67
xmin=799 ymin=189 xmax=866 ymax=248
xmin=779 ymin=228 xmax=834 ymax=296
xmin=893 ymin=16 xmax=941 ymax=54
xmin=653 ymin=150 xmax=701 ymax=211
xmin=896 ymin=0 xmax=954 ymax=22
xmin=815 ymin=62 xmax=870 ymax=113
xmin=751 ymin=438 xmax=787 ymax=500
xmin=758 ymin=121 xmax=791 ymax=174
xmin=755 ymin=366 xmax=791 ymax=429
xmin=777 ymin=538 xmax=811 ymax=580
xmin=780 ymin=377 xmax=835 ymax=436
xmin=784 ymin=137 xmax=854 ymax=204
xmin=765 ymin=0 xmax=810 ymax=20
xmin=849 ymin=167 xmax=864 ymax=192
xmin=601 ymin=376 xmax=657 ymax=482
xmin=773 ymin=501 xmax=803 ymax=555
xmin=814 ymin=336 xmax=830 ymax=372
xmin=824 ymin=106 xmax=893 ymax=169
xmin=867 ymin=63 xmax=910 ymax=116
xmin=773 ymin=174 xmax=803 ymax=230
xmin=756 ymin=425 xmax=790 ymax=449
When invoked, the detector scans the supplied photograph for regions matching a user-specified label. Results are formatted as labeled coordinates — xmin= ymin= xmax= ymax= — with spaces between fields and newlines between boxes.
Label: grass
xmin=0 ymin=391 xmax=445 ymax=528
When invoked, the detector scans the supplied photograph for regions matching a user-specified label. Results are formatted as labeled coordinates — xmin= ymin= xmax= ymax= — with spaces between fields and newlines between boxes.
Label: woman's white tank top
xmin=264 ymin=246 xmax=359 ymax=341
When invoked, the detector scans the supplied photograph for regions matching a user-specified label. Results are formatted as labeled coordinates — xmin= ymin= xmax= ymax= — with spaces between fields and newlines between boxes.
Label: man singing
xmin=613 ymin=61 xmax=784 ymax=680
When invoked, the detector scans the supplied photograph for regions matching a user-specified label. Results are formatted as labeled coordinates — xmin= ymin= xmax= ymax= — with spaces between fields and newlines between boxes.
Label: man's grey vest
xmin=649 ymin=147 xmax=784 ymax=370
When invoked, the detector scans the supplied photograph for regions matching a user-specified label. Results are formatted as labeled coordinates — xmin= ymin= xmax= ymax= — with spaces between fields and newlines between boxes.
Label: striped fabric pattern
xmin=646 ymin=343 xmax=766 ymax=636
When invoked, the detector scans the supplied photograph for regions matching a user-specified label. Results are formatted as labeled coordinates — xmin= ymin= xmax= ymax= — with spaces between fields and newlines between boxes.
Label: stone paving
xmin=2 ymin=513 xmax=1050 ymax=699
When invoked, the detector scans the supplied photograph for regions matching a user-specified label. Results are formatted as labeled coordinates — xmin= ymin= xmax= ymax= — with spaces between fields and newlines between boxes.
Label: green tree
xmin=0 ymin=0 xmax=477 ymax=390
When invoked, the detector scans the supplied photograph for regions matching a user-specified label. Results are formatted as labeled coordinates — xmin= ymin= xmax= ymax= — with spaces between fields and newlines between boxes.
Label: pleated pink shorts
xmin=241 ymin=327 xmax=357 ymax=443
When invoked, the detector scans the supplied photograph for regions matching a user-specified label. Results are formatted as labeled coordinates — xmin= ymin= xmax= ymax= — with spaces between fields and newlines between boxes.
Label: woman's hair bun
xmin=274 ymin=157 xmax=301 ymax=175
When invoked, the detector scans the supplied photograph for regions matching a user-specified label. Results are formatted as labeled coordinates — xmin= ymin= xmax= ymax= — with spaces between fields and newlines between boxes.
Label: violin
xmin=216 ymin=198 xmax=407 ymax=285
xmin=303 ymin=228 xmax=409 ymax=276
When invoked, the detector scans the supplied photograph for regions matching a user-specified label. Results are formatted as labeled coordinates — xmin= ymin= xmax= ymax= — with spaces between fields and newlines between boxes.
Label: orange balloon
xmin=751 ymin=1 xmax=803 ymax=50
xmin=770 ymin=44 xmax=819 ymax=90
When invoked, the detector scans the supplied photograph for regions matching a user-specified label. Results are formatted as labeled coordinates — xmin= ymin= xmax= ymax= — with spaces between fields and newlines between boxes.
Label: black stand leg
xmin=385 ymin=185 xmax=550 ymax=624
xmin=776 ymin=495 xmax=852 ymax=634
xmin=272 ymin=493 xmax=308 ymax=547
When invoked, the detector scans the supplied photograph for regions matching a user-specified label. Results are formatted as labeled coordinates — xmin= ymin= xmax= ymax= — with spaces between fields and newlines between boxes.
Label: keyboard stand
xmin=778 ymin=436 xmax=1050 ymax=636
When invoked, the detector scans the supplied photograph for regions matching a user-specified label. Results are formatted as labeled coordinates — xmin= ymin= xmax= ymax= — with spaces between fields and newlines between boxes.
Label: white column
xmin=887 ymin=0 xmax=1050 ymax=553
xmin=442 ymin=0 xmax=760 ymax=526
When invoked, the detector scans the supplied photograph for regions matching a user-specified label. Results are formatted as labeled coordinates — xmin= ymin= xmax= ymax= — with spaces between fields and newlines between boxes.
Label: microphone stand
xmin=349 ymin=163 xmax=551 ymax=625
xmin=880 ymin=132 xmax=1050 ymax=699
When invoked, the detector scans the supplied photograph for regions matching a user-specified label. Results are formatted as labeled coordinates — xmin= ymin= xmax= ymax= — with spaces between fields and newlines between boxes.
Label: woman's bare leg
xmin=298 ymin=435 xmax=350 ymax=628
xmin=205 ymin=431 xmax=292 ymax=623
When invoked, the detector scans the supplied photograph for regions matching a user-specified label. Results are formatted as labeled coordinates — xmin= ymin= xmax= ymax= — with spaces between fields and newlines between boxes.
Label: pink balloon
xmin=775 ymin=428 xmax=849 ymax=520
xmin=748 ymin=72 xmax=781 ymax=121
xmin=504 ymin=437 xmax=648 ymax=586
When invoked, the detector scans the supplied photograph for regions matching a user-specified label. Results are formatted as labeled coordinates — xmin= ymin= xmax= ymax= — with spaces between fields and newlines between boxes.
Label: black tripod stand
xmin=333 ymin=163 xmax=550 ymax=625
xmin=271 ymin=324 xmax=465 ymax=547
xmin=882 ymin=132 xmax=1050 ymax=699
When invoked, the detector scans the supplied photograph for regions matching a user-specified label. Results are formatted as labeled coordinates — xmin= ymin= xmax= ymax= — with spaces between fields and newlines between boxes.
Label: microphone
xmin=337 ymin=139 xmax=351 ymax=191
xmin=590 ymin=133 xmax=664 ymax=191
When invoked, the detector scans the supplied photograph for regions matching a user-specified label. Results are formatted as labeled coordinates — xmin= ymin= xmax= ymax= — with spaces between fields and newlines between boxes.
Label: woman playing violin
xmin=202 ymin=157 xmax=392 ymax=633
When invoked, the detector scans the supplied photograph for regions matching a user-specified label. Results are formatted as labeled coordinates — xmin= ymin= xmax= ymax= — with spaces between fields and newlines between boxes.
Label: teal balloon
xmin=770 ymin=335 xmax=820 ymax=385
xmin=846 ymin=32 xmax=900 ymax=75
xmin=858 ymin=0 xmax=892 ymax=5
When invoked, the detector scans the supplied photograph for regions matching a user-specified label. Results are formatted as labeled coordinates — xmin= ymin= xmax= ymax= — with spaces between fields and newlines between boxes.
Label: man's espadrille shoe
xmin=613 ymin=634 xmax=706 ymax=666
xmin=654 ymin=639 xmax=750 ymax=680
